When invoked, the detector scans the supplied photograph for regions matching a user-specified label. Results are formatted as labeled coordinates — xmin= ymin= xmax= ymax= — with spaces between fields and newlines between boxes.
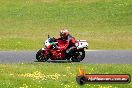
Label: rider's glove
xmin=53 ymin=44 xmax=59 ymax=50
xmin=54 ymin=45 xmax=59 ymax=49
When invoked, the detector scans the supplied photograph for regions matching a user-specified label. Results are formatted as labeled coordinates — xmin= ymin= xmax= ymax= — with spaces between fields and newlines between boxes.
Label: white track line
xmin=85 ymin=50 xmax=99 ymax=51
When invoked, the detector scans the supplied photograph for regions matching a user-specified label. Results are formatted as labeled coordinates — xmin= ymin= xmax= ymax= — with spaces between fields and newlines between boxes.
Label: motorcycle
xmin=36 ymin=35 xmax=88 ymax=62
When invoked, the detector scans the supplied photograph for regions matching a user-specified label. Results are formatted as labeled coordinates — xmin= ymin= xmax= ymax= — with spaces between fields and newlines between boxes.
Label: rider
xmin=57 ymin=28 xmax=76 ymax=56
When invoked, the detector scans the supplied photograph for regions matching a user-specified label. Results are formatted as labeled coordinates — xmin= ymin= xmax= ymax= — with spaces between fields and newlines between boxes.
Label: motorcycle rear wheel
xmin=71 ymin=49 xmax=85 ymax=62
xmin=36 ymin=49 xmax=49 ymax=62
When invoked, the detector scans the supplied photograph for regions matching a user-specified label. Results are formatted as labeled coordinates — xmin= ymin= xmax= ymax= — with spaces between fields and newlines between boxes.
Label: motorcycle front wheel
xmin=71 ymin=49 xmax=85 ymax=62
xmin=36 ymin=49 xmax=49 ymax=62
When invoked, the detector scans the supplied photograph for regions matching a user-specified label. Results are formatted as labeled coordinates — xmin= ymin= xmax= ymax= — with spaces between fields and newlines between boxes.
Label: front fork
xmin=41 ymin=48 xmax=50 ymax=58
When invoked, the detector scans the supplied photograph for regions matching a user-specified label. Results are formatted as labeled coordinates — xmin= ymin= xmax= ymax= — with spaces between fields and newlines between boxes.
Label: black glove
xmin=52 ymin=44 xmax=59 ymax=49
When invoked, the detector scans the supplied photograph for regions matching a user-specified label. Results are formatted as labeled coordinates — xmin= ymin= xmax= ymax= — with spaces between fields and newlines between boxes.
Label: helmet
xmin=60 ymin=28 xmax=69 ymax=38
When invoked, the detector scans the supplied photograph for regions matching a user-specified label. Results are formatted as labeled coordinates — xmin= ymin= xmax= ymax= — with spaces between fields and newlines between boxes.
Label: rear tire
xmin=71 ymin=49 xmax=85 ymax=62
xmin=36 ymin=49 xmax=49 ymax=62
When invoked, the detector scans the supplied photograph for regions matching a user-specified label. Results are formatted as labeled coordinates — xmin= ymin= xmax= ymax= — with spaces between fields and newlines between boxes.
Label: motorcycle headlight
xmin=44 ymin=39 xmax=51 ymax=48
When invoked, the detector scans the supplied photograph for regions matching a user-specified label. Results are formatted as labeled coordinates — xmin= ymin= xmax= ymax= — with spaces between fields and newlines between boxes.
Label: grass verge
xmin=0 ymin=0 xmax=132 ymax=50
xmin=0 ymin=63 xmax=131 ymax=88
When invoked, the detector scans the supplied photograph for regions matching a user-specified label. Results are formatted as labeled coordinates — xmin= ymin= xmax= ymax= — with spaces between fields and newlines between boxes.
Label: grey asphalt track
xmin=0 ymin=50 xmax=132 ymax=64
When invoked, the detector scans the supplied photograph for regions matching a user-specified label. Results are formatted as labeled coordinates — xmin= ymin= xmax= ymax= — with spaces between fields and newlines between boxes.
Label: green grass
xmin=0 ymin=1 xmax=131 ymax=88
xmin=0 ymin=63 xmax=131 ymax=88
xmin=0 ymin=0 xmax=132 ymax=50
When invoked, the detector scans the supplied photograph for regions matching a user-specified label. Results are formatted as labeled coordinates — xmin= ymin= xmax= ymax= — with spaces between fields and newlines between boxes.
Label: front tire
xmin=71 ymin=49 xmax=85 ymax=62
xmin=36 ymin=49 xmax=49 ymax=62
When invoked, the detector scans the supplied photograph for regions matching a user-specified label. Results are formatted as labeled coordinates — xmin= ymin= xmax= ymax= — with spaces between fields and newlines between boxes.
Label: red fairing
xmin=45 ymin=39 xmax=66 ymax=60
xmin=47 ymin=45 xmax=51 ymax=49
xmin=50 ymin=50 xmax=65 ymax=60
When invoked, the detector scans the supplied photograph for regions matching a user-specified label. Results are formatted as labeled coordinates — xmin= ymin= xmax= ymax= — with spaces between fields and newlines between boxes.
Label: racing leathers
xmin=56 ymin=34 xmax=76 ymax=55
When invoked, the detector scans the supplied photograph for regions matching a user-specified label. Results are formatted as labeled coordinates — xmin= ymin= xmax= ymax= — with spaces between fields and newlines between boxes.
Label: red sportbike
xmin=36 ymin=35 xmax=88 ymax=62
